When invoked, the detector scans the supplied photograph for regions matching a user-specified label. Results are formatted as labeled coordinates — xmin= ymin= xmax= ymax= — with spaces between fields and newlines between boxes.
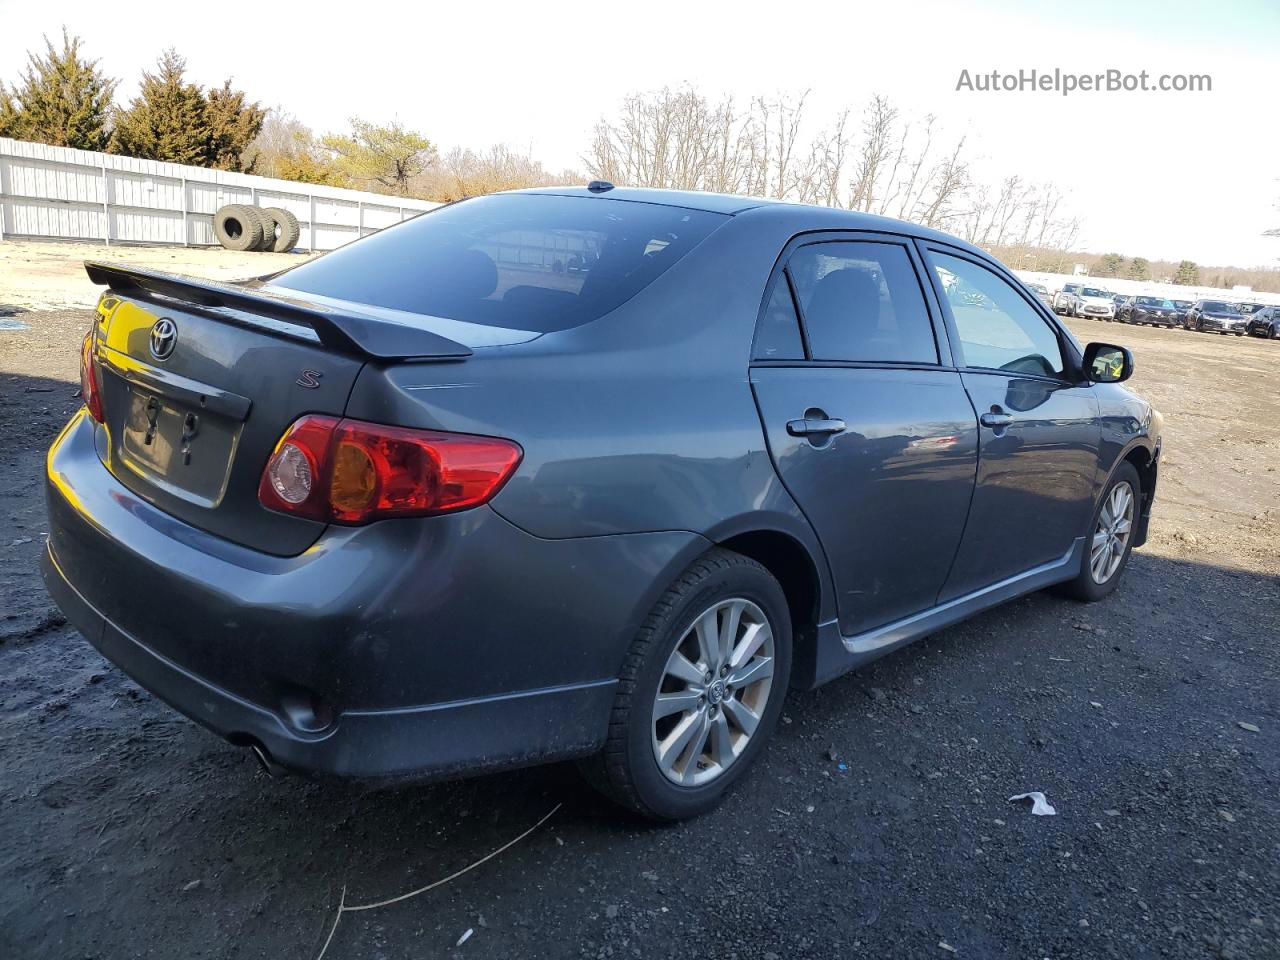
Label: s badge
xmin=296 ymin=369 xmax=323 ymax=389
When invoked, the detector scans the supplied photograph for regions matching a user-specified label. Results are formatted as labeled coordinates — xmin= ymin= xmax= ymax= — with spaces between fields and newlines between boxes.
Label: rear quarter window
xmin=270 ymin=194 xmax=727 ymax=332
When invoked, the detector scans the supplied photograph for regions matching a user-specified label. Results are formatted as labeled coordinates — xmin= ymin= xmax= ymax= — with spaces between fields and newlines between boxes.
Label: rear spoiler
xmin=84 ymin=261 xmax=472 ymax=361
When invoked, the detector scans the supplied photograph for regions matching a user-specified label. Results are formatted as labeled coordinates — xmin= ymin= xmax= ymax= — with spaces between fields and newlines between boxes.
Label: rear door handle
xmin=787 ymin=417 xmax=847 ymax=437
xmin=980 ymin=412 xmax=1014 ymax=429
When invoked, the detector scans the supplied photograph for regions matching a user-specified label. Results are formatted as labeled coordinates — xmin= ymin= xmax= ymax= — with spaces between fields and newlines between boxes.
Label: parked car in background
xmin=1171 ymin=299 xmax=1194 ymax=322
xmin=1053 ymin=282 xmax=1083 ymax=315
xmin=1027 ymin=282 xmax=1054 ymax=309
xmin=1111 ymin=293 xmax=1128 ymax=317
xmin=1121 ymin=296 xmax=1181 ymax=327
xmin=1183 ymin=299 xmax=1247 ymax=335
xmin=1236 ymin=302 xmax=1268 ymax=319
xmin=1071 ymin=286 xmax=1118 ymax=320
xmin=1246 ymin=305 xmax=1280 ymax=339
xmin=41 ymin=186 xmax=1164 ymax=820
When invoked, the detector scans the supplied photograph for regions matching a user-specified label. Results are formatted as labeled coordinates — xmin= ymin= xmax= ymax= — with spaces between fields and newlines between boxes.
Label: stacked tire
xmin=212 ymin=204 xmax=301 ymax=253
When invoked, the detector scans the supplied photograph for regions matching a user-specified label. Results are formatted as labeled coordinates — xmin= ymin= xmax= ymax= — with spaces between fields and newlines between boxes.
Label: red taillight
xmin=258 ymin=415 xmax=523 ymax=525
xmin=80 ymin=330 xmax=104 ymax=423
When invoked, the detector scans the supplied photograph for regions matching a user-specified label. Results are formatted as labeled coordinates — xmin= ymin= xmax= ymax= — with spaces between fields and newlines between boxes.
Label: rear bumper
xmin=43 ymin=411 xmax=703 ymax=778
xmin=42 ymin=544 xmax=614 ymax=778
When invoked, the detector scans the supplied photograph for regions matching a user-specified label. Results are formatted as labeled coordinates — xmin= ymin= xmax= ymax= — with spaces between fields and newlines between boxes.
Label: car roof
xmin=511 ymin=185 xmax=778 ymax=214
xmin=507 ymin=185 xmax=992 ymax=255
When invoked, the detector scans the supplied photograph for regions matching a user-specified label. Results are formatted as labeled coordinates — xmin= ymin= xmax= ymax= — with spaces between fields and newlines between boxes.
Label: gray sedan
xmin=43 ymin=186 xmax=1163 ymax=819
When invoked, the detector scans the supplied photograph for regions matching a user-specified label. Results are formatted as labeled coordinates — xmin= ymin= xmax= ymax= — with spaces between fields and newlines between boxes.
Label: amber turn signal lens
xmin=329 ymin=441 xmax=378 ymax=515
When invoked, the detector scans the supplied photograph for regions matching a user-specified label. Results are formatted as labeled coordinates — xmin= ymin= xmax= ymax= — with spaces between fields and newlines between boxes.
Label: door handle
xmin=787 ymin=417 xmax=847 ymax=437
xmin=980 ymin=411 xmax=1014 ymax=429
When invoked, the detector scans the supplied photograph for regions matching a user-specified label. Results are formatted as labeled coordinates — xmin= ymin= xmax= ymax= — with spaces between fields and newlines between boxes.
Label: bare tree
xmin=883 ymin=116 xmax=935 ymax=219
xmin=790 ymin=109 xmax=849 ymax=205
xmin=847 ymin=95 xmax=896 ymax=212
xmin=917 ymin=135 xmax=969 ymax=229
xmin=757 ymin=91 xmax=809 ymax=199
xmin=585 ymin=86 xmax=1076 ymax=255
xmin=420 ymin=144 xmax=579 ymax=202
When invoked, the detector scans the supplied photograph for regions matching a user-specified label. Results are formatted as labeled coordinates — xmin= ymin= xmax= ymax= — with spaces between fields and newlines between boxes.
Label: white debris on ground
xmin=1008 ymin=792 xmax=1057 ymax=816
xmin=0 ymin=240 xmax=315 ymax=312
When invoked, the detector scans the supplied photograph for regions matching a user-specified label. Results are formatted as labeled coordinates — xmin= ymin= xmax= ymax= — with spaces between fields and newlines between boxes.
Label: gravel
xmin=1 ymin=298 xmax=1277 ymax=959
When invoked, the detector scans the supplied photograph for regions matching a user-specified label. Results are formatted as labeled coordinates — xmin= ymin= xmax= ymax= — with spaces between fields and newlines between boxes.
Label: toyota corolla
xmin=43 ymin=186 xmax=1163 ymax=820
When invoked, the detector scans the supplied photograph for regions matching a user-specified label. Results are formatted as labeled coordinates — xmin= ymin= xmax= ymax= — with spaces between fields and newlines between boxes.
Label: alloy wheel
xmin=1090 ymin=481 xmax=1135 ymax=584
xmin=651 ymin=598 xmax=775 ymax=787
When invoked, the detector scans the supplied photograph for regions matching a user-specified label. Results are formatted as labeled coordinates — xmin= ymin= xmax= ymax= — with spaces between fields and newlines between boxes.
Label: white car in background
xmin=1068 ymin=286 xmax=1117 ymax=320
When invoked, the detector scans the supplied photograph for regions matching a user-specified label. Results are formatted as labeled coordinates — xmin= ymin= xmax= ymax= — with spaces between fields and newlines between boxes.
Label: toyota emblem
xmin=149 ymin=318 xmax=177 ymax=361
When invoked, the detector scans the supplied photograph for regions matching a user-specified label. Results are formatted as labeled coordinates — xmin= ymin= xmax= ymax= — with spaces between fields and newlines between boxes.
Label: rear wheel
xmin=587 ymin=548 xmax=792 ymax=820
xmin=1057 ymin=462 xmax=1140 ymax=602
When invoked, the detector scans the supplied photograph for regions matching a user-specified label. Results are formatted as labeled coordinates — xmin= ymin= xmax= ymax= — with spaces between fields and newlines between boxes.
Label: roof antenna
xmin=587 ymin=180 xmax=615 ymax=193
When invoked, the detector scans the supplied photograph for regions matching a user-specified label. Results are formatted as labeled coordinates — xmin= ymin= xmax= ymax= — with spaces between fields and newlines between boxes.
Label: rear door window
xmin=786 ymin=241 xmax=938 ymax=364
xmin=271 ymin=194 xmax=727 ymax=332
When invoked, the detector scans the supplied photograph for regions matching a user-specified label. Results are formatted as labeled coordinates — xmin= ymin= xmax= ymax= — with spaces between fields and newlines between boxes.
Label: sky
xmin=1 ymin=0 xmax=1277 ymax=267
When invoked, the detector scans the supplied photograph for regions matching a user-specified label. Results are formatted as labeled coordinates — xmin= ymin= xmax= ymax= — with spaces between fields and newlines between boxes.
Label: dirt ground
xmin=0 ymin=247 xmax=1277 ymax=960
xmin=0 ymin=241 xmax=314 ymax=313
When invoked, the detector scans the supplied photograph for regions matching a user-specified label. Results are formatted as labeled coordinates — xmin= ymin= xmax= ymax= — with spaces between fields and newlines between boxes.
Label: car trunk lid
xmin=85 ymin=262 xmax=476 ymax=556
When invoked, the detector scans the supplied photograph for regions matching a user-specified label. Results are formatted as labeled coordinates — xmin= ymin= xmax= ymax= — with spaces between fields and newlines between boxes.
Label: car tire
xmin=261 ymin=206 xmax=301 ymax=252
xmin=213 ymin=204 xmax=263 ymax=252
xmin=1056 ymin=461 xmax=1141 ymax=603
xmin=586 ymin=547 xmax=793 ymax=821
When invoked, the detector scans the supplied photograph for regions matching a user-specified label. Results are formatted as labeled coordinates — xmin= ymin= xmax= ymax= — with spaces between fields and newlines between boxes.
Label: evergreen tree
xmin=1096 ymin=252 xmax=1125 ymax=278
xmin=0 ymin=29 xmax=116 ymax=150
xmin=204 ymin=80 xmax=266 ymax=171
xmin=1173 ymin=260 xmax=1200 ymax=285
xmin=1127 ymin=257 xmax=1151 ymax=281
xmin=109 ymin=50 xmax=209 ymax=165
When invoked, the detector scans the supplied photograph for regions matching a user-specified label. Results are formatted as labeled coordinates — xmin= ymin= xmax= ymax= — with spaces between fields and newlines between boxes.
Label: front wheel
xmin=1056 ymin=462 xmax=1140 ymax=602
xmin=587 ymin=548 xmax=792 ymax=820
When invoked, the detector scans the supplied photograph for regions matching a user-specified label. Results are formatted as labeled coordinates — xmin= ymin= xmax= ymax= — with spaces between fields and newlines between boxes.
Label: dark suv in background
xmin=42 ymin=187 xmax=1163 ymax=820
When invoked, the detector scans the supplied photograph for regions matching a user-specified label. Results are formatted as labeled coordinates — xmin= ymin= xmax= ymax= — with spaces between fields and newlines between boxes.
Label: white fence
xmin=0 ymin=138 xmax=440 ymax=251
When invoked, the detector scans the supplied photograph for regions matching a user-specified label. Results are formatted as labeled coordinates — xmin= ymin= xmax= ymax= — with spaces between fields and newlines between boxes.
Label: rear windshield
xmin=271 ymin=194 xmax=727 ymax=332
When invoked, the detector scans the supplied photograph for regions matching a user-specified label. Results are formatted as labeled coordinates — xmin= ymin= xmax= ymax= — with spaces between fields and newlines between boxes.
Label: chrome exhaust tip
xmin=249 ymin=743 xmax=285 ymax=778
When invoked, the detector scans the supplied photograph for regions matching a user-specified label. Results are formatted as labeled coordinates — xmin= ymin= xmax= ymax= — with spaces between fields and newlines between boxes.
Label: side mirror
xmin=1083 ymin=342 xmax=1134 ymax=383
